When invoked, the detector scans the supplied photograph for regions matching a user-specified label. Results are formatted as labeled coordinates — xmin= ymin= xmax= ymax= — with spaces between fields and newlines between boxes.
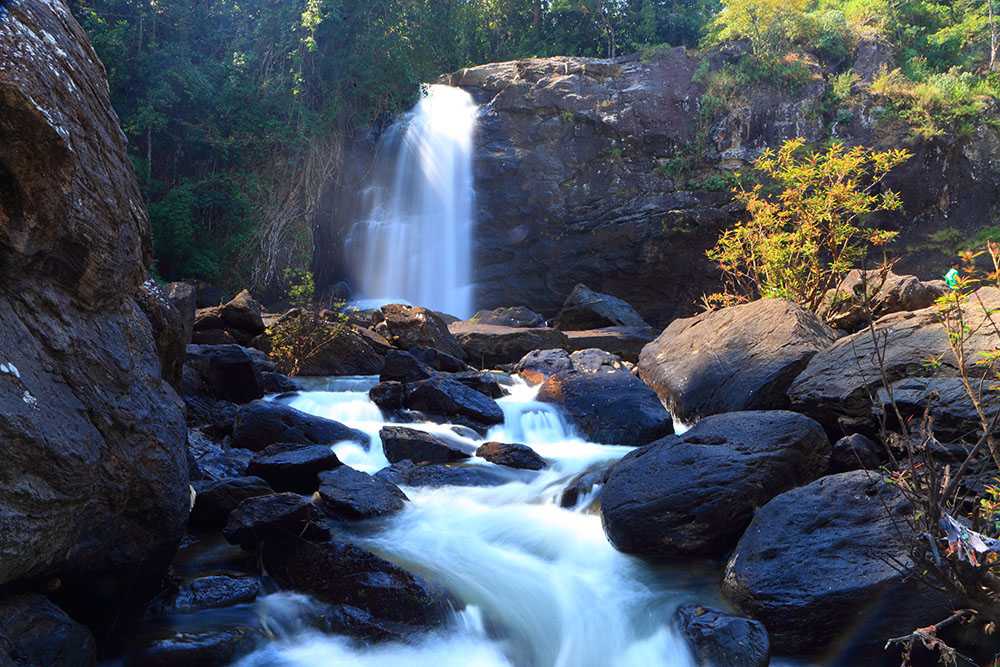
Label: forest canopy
xmin=68 ymin=0 xmax=999 ymax=292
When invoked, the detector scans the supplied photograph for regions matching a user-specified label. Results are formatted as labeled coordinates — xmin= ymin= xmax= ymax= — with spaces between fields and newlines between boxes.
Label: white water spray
xmin=350 ymin=85 xmax=478 ymax=318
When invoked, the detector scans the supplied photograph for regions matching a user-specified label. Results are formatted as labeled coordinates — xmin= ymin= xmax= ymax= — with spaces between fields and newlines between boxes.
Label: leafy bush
xmin=705 ymin=138 xmax=911 ymax=312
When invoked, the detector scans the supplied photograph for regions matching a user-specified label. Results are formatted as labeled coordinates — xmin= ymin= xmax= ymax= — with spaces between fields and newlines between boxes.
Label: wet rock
xmin=183 ymin=345 xmax=263 ymax=404
xmin=297 ymin=325 xmax=386 ymax=376
xmin=316 ymin=466 xmax=409 ymax=520
xmin=830 ymin=433 xmax=882 ymax=473
xmin=514 ymin=349 xmax=575 ymax=385
xmin=260 ymin=371 xmax=297 ymax=394
xmin=370 ymin=381 xmax=405 ymax=410
xmin=150 ymin=576 xmax=260 ymax=614
xmin=639 ymin=299 xmax=837 ymax=423
xmin=471 ymin=306 xmax=546 ymax=328
xmin=0 ymin=594 xmax=96 ymax=667
xmin=0 ymin=1 xmax=189 ymax=635
xmin=127 ymin=627 xmax=260 ymax=667
xmin=788 ymin=287 xmax=1000 ymax=434
xmin=819 ymin=269 xmax=944 ymax=333
xmin=402 ymin=377 xmax=505 ymax=427
xmin=190 ymin=477 xmax=273 ymax=529
xmin=262 ymin=538 xmax=450 ymax=632
xmin=182 ymin=392 xmax=239 ymax=435
xmin=247 ymin=443 xmax=341 ymax=494
xmin=554 ymin=284 xmax=650 ymax=331
xmin=601 ymin=411 xmax=830 ymax=558
xmin=376 ymin=460 xmax=524 ymax=488
xmin=722 ymin=471 xmax=952 ymax=655
xmin=374 ymin=304 xmax=464 ymax=358
xmin=674 ymin=604 xmax=769 ymax=667
xmin=380 ymin=350 xmax=436 ymax=383
xmin=449 ymin=322 xmax=570 ymax=368
xmin=222 ymin=493 xmax=316 ymax=549
xmin=564 ymin=326 xmax=656 ymax=363
xmin=449 ymin=370 xmax=508 ymax=398
xmin=220 ymin=289 xmax=266 ymax=335
xmin=231 ymin=400 xmax=369 ymax=452
xmin=538 ymin=349 xmax=672 ymax=445
xmin=476 ymin=441 xmax=547 ymax=470
xmin=381 ymin=425 xmax=475 ymax=464
xmin=559 ymin=464 xmax=613 ymax=510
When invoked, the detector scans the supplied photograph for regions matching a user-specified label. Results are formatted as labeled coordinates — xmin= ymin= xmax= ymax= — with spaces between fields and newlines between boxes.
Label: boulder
xmin=559 ymin=463 xmax=613 ymax=510
xmin=830 ymin=433 xmax=882 ymax=473
xmin=722 ymin=471 xmax=952 ymax=654
xmin=194 ymin=307 xmax=226 ymax=332
xmin=165 ymin=283 xmax=197 ymax=343
xmin=448 ymin=370 xmax=508 ymax=398
xmin=820 ymin=269 xmax=945 ymax=332
xmin=183 ymin=345 xmax=263 ymax=404
xmin=369 ymin=381 xmax=405 ymax=410
xmin=375 ymin=460 xmax=524 ymax=488
xmin=220 ymin=289 xmax=265 ymax=335
xmin=380 ymin=350 xmax=436 ymax=383
xmin=674 ymin=604 xmax=769 ymax=667
xmin=449 ymin=322 xmax=570 ymax=368
xmin=0 ymin=1 xmax=189 ymax=636
xmin=223 ymin=493 xmax=317 ymax=549
xmin=0 ymin=594 xmax=97 ymax=667
xmin=788 ymin=287 xmax=1000 ymax=434
xmin=601 ymin=411 xmax=830 ymax=558
xmin=381 ymin=425 xmax=475 ymax=464
xmin=564 ymin=326 xmax=657 ymax=363
xmin=407 ymin=346 xmax=469 ymax=373
xmin=262 ymin=537 xmax=450 ymax=632
xmin=514 ymin=349 xmax=575 ymax=385
xmin=183 ymin=394 xmax=239 ymax=438
xmin=231 ymin=400 xmax=368 ymax=452
xmin=149 ymin=575 xmax=260 ymax=614
xmin=639 ymin=299 xmax=837 ymax=423
xmin=137 ymin=280 xmax=191 ymax=388
xmin=260 ymin=371 xmax=297 ymax=394
xmin=476 ymin=442 xmax=547 ymax=470
xmin=876 ymin=376 xmax=1000 ymax=443
xmin=402 ymin=377 xmax=505 ymax=427
xmin=126 ymin=628 xmax=260 ymax=667
xmin=553 ymin=284 xmax=651 ymax=331
xmin=316 ymin=466 xmax=409 ymax=520
xmin=374 ymin=304 xmax=464 ymax=359
xmin=247 ymin=443 xmax=342 ymax=494
xmin=470 ymin=306 xmax=546 ymax=328
xmin=297 ymin=325 xmax=386 ymax=376
xmin=190 ymin=476 xmax=273 ymax=529
xmin=537 ymin=349 xmax=673 ymax=445
xmin=187 ymin=429 xmax=253 ymax=481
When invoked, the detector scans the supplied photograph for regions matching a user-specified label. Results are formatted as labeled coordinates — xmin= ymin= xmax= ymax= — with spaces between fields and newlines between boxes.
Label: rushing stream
xmin=229 ymin=377 xmax=735 ymax=667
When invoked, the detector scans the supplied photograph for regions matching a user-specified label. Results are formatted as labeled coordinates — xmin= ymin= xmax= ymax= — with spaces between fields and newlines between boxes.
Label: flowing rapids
xmin=347 ymin=84 xmax=478 ymax=318
xmin=235 ymin=377 xmax=723 ymax=667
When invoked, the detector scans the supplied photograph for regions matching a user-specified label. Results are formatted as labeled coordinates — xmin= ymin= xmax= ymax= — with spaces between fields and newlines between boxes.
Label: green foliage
xmin=706 ymin=138 xmax=911 ymax=312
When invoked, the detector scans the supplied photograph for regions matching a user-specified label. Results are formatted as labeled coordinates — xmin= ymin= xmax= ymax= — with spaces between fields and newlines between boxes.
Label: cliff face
xmin=314 ymin=45 xmax=1000 ymax=325
xmin=0 ymin=0 xmax=188 ymax=630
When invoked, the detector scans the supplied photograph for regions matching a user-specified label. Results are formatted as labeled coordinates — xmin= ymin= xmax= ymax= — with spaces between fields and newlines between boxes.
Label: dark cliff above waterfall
xmin=316 ymin=43 xmax=1000 ymax=325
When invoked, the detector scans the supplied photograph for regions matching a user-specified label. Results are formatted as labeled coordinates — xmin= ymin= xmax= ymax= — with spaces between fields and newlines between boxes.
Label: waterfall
xmin=350 ymin=84 xmax=478 ymax=318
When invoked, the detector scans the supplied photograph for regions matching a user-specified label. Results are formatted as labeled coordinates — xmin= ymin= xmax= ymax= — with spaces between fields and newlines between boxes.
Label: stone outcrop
xmin=449 ymin=321 xmax=570 ymax=368
xmin=674 ymin=604 xmax=769 ymax=667
xmin=639 ymin=299 xmax=837 ymax=423
xmin=0 ymin=0 xmax=189 ymax=635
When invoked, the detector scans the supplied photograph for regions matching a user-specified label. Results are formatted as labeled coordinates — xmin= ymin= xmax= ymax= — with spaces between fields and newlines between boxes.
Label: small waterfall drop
xmin=350 ymin=84 xmax=478 ymax=318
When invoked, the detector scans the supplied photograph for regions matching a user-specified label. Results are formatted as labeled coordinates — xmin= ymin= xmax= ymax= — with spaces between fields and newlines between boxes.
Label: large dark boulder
xmin=563 ymin=326 xmax=656 ymax=363
xmin=316 ymin=466 xmax=408 ymax=520
xmin=137 ymin=280 xmax=193 ymax=389
xmin=220 ymin=289 xmax=266 ymax=335
xmin=380 ymin=349 xmax=436 ymax=383
xmin=0 ymin=594 xmax=97 ymax=667
xmin=674 ymin=604 xmax=769 ymax=667
xmin=381 ymin=425 xmax=475 ymax=464
xmin=639 ymin=299 xmax=837 ymax=423
xmin=788 ymin=286 xmax=1000 ymax=434
xmin=126 ymin=628 xmax=260 ymax=667
xmin=514 ymin=348 xmax=575 ymax=384
xmin=0 ymin=0 xmax=189 ymax=636
xmin=537 ymin=349 xmax=673 ymax=445
xmin=601 ymin=411 xmax=830 ymax=558
xmin=297 ymin=325 xmax=386 ymax=376
xmin=470 ymin=306 xmax=546 ymax=328
xmin=375 ymin=460 xmax=524 ymax=488
xmin=721 ymin=471 xmax=952 ymax=655
xmin=476 ymin=441 xmax=547 ymax=470
xmin=262 ymin=537 xmax=450 ymax=634
xmin=876 ymin=376 xmax=1000 ymax=443
xmin=148 ymin=575 xmax=261 ymax=615
xmin=247 ymin=443 xmax=342 ymax=494
xmin=819 ymin=268 xmax=944 ymax=332
xmin=231 ymin=400 xmax=368 ymax=452
xmin=830 ymin=433 xmax=882 ymax=473
xmin=190 ymin=476 xmax=273 ymax=529
xmin=402 ymin=377 xmax=504 ymax=427
xmin=222 ymin=493 xmax=317 ymax=549
xmin=183 ymin=345 xmax=263 ymax=404
xmin=374 ymin=304 xmax=464 ymax=358
xmin=448 ymin=321 xmax=570 ymax=368
xmin=553 ymin=284 xmax=650 ymax=331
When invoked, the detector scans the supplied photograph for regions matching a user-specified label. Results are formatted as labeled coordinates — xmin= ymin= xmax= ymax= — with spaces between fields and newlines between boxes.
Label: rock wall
xmin=315 ymin=44 xmax=1000 ymax=325
xmin=0 ymin=0 xmax=188 ymax=633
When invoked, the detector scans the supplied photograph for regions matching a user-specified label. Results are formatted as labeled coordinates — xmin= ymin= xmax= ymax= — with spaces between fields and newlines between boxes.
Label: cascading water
xmin=349 ymin=84 xmax=478 ymax=318
xmin=234 ymin=377 xmax=730 ymax=667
